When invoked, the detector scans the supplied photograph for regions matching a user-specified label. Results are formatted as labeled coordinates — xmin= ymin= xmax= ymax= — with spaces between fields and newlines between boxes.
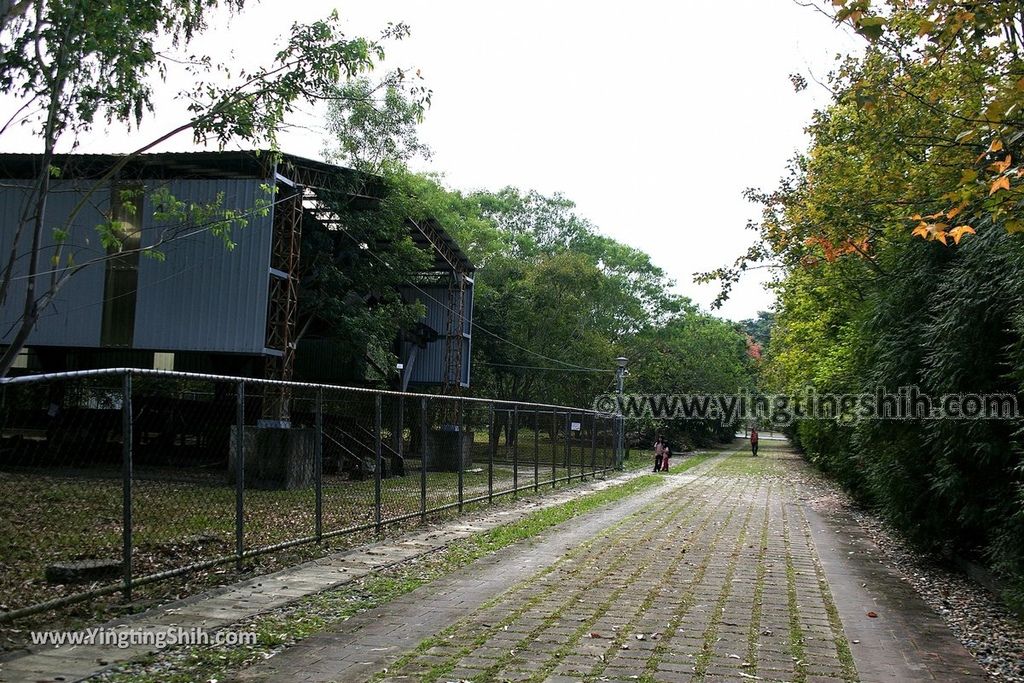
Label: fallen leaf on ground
xmin=866 ymin=611 xmax=878 ymax=618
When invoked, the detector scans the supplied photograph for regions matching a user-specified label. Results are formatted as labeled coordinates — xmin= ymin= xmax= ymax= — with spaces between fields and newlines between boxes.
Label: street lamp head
xmin=616 ymin=356 xmax=629 ymax=369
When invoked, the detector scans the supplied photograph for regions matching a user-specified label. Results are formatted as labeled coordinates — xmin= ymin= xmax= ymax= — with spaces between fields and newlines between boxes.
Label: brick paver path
xmin=236 ymin=442 xmax=988 ymax=682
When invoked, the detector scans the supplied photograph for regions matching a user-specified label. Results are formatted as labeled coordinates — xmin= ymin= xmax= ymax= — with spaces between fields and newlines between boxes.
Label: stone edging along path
xmin=0 ymin=449 xmax=732 ymax=683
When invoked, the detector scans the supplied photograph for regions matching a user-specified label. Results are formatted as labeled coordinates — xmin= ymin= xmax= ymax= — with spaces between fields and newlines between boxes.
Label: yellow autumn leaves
xmin=909 ymin=138 xmax=1017 ymax=245
xmin=910 ymin=214 xmax=976 ymax=245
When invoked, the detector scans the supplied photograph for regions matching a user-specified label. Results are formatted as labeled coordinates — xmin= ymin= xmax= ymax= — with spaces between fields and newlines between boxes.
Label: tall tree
xmin=709 ymin=1 xmax=1024 ymax=611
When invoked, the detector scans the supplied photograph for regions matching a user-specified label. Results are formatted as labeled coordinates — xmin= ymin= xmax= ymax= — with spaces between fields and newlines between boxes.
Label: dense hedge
xmin=783 ymin=227 xmax=1024 ymax=611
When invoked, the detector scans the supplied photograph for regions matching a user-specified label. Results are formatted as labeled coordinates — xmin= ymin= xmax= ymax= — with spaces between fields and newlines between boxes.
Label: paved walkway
xmin=233 ymin=442 xmax=988 ymax=683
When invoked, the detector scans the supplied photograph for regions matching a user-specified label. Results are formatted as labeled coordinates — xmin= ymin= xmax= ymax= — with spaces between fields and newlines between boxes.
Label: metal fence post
xmin=420 ymin=397 xmax=427 ymax=523
xmin=235 ymin=380 xmax=245 ymax=571
xmin=396 ymin=395 xmax=404 ymax=468
xmin=121 ymin=371 xmax=133 ymax=602
xmin=374 ymin=394 xmax=382 ymax=536
xmin=533 ymin=408 xmax=539 ymax=492
xmin=551 ymin=410 xmax=557 ymax=488
xmin=579 ymin=413 xmax=585 ymax=481
xmin=314 ymin=388 xmax=323 ymax=544
xmin=598 ymin=413 xmax=606 ymax=473
xmin=590 ymin=413 xmax=597 ymax=478
xmin=512 ymin=404 xmax=519 ymax=496
xmin=488 ymin=403 xmax=494 ymax=503
xmin=565 ymin=412 xmax=572 ymax=483
xmin=457 ymin=399 xmax=465 ymax=513
xmin=604 ymin=416 xmax=611 ymax=471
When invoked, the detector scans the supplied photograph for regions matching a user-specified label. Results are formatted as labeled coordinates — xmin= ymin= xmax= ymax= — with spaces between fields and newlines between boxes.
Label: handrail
xmin=321 ymin=428 xmax=373 ymax=472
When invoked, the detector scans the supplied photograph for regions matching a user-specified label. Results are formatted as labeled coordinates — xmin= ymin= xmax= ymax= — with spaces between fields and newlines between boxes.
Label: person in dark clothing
xmin=750 ymin=427 xmax=759 ymax=457
xmin=653 ymin=435 xmax=665 ymax=472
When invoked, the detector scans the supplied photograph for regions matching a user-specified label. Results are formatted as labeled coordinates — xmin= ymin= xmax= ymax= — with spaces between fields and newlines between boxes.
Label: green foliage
xmin=323 ymin=76 xmax=432 ymax=172
xmin=724 ymin=5 xmax=1024 ymax=611
xmin=460 ymin=187 xmax=687 ymax=407
xmin=342 ymin=173 xmax=757 ymax=454
xmin=626 ymin=310 xmax=755 ymax=448
xmin=1 ymin=1 xmax=245 ymax=139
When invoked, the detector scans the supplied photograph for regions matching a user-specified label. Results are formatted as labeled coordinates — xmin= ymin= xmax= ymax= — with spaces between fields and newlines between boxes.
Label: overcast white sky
xmin=3 ymin=0 xmax=862 ymax=321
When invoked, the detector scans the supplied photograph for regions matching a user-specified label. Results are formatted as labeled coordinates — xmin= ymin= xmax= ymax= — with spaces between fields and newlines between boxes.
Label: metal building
xmin=0 ymin=151 xmax=474 ymax=391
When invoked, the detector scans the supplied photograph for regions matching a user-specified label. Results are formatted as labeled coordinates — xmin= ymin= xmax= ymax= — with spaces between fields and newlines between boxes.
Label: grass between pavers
xmin=782 ymin=496 xmax=810 ymax=683
xmin=747 ymin=480 xmax=772 ymax=677
xmin=399 ymin=448 xmax=741 ymax=683
xmin=620 ymin=475 xmax=748 ymax=683
xmin=691 ymin=477 xmax=758 ymax=679
xmin=97 ymin=453 xmax=718 ymax=683
xmin=770 ymin=448 xmax=857 ymax=683
xmin=385 ymin=460 xmax=725 ymax=683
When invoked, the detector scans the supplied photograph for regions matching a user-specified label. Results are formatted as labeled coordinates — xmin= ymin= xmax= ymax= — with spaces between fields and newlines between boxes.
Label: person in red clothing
xmin=660 ymin=442 xmax=671 ymax=471
xmin=750 ymin=426 xmax=759 ymax=457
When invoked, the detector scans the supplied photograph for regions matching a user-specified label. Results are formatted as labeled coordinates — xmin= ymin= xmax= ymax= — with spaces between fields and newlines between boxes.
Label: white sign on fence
xmin=570 ymin=421 xmax=581 ymax=431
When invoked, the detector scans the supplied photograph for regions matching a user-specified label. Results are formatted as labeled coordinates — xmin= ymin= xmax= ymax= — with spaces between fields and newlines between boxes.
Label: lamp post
xmin=615 ymin=356 xmax=628 ymax=469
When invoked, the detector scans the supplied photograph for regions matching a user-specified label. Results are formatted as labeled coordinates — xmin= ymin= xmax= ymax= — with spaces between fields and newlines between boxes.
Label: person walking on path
xmin=750 ymin=426 xmax=759 ymax=457
xmin=653 ymin=436 xmax=665 ymax=472
xmin=660 ymin=442 xmax=671 ymax=471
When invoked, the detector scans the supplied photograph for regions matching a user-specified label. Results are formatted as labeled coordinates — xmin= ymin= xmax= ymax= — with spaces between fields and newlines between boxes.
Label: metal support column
xmin=551 ymin=410 xmax=557 ymax=488
xmin=565 ymin=412 xmax=571 ymax=482
xmin=420 ymin=398 xmax=427 ymax=523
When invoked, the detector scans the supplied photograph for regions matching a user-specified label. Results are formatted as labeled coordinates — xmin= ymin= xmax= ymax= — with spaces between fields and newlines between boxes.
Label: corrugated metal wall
xmin=132 ymin=179 xmax=272 ymax=353
xmin=0 ymin=181 xmax=109 ymax=347
xmin=461 ymin=282 xmax=474 ymax=386
xmin=0 ymin=178 xmax=272 ymax=354
xmin=398 ymin=282 xmax=474 ymax=387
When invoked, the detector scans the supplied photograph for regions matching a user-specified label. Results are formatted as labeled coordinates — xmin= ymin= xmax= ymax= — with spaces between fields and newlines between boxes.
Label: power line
xmin=477 ymin=361 xmax=613 ymax=374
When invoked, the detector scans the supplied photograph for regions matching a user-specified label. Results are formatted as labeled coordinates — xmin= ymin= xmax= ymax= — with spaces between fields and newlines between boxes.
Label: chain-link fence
xmin=0 ymin=368 xmax=620 ymax=622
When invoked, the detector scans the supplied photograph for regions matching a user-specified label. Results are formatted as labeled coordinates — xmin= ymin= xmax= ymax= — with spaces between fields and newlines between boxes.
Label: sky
xmin=2 ymin=1 xmax=862 ymax=321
